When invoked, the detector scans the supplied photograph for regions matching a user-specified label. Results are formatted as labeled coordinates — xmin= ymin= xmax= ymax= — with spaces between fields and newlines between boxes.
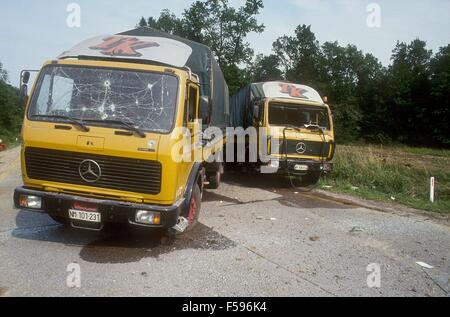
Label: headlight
xmin=135 ymin=210 xmax=161 ymax=225
xmin=19 ymin=195 xmax=42 ymax=209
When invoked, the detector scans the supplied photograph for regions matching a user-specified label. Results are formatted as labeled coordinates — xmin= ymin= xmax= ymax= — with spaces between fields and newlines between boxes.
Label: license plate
xmin=294 ymin=164 xmax=309 ymax=171
xmin=69 ymin=209 xmax=101 ymax=223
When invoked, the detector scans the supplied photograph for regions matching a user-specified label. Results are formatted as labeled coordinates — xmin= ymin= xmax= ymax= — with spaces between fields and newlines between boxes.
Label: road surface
xmin=0 ymin=148 xmax=449 ymax=297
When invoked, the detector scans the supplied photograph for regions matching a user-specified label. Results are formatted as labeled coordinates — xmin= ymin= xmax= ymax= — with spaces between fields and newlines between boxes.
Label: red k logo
xmin=89 ymin=36 xmax=160 ymax=57
xmin=279 ymin=83 xmax=308 ymax=99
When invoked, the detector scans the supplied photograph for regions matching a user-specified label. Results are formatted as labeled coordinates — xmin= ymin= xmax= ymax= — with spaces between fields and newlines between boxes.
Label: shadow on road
xmin=12 ymin=210 xmax=236 ymax=264
xmin=204 ymin=165 xmax=355 ymax=210
xmin=222 ymin=164 xmax=294 ymax=189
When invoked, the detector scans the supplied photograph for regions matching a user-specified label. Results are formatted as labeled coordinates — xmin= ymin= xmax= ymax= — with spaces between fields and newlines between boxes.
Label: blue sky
xmin=1 ymin=0 xmax=449 ymax=86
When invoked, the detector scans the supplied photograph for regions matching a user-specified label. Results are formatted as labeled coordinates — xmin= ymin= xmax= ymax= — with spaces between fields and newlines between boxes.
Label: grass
xmin=320 ymin=144 xmax=450 ymax=214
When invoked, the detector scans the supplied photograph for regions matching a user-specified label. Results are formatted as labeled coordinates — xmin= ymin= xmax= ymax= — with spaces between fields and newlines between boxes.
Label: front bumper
xmin=14 ymin=187 xmax=184 ymax=230
xmin=278 ymin=159 xmax=333 ymax=176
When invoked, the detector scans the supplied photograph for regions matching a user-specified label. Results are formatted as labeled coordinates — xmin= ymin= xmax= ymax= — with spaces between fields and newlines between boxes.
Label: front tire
xmin=186 ymin=183 xmax=202 ymax=231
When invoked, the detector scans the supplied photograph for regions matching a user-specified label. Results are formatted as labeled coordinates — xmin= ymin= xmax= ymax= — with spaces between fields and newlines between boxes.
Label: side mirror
xmin=22 ymin=71 xmax=30 ymax=85
xmin=19 ymin=84 xmax=28 ymax=108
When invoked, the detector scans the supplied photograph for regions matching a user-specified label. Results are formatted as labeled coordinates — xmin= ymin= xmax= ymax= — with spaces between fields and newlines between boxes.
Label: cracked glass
xmin=28 ymin=65 xmax=179 ymax=133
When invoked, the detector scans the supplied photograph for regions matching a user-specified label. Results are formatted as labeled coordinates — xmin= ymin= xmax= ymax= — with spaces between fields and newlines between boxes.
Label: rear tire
xmin=207 ymin=171 xmax=221 ymax=189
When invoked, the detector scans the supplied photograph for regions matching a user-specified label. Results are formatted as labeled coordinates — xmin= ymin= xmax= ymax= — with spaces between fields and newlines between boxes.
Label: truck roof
xmin=249 ymin=82 xmax=324 ymax=104
xmin=58 ymin=34 xmax=193 ymax=68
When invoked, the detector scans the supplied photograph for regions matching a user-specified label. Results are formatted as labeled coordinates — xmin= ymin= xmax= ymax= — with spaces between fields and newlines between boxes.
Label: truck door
xmin=185 ymin=83 xmax=200 ymax=161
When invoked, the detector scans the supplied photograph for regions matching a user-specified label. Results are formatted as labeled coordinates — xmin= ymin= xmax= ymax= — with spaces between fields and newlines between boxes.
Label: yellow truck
xmin=14 ymin=27 xmax=229 ymax=233
xmin=230 ymin=81 xmax=335 ymax=185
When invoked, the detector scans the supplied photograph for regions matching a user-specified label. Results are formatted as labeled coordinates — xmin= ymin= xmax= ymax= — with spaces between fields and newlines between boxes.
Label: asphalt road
xmin=0 ymin=148 xmax=449 ymax=297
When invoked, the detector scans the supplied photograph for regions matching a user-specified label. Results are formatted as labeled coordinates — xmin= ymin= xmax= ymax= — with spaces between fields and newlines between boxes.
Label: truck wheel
xmin=186 ymin=183 xmax=202 ymax=231
xmin=49 ymin=215 xmax=70 ymax=227
xmin=207 ymin=171 xmax=221 ymax=189
xmin=300 ymin=172 xmax=321 ymax=186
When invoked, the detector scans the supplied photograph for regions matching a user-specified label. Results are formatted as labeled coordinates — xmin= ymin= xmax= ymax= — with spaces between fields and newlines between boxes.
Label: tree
xmin=273 ymin=24 xmax=321 ymax=86
xmin=139 ymin=0 xmax=265 ymax=94
xmin=0 ymin=62 xmax=8 ymax=83
xmin=429 ymin=45 xmax=450 ymax=145
xmin=138 ymin=17 xmax=147 ymax=28
xmin=148 ymin=9 xmax=183 ymax=35
xmin=248 ymin=54 xmax=283 ymax=82
xmin=387 ymin=39 xmax=432 ymax=144
xmin=0 ymin=62 xmax=21 ymax=143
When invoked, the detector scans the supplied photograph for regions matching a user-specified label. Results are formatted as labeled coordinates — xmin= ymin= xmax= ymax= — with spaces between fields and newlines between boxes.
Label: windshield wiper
xmin=304 ymin=123 xmax=325 ymax=132
xmin=31 ymin=115 xmax=90 ymax=132
xmin=284 ymin=124 xmax=303 ymax=131
xmin=83 ymin=119 xmax=146 ymax=138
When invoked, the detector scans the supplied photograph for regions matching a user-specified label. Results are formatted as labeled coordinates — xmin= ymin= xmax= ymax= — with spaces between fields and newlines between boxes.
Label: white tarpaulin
xmin=58 ymin=35 xmax=193 ymax=68
xmin=262 ymin=82 xmax=323 ymax=104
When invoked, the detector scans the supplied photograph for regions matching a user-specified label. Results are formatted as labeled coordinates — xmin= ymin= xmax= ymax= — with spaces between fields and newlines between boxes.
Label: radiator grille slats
xmin=276 ymin=140 xmax=331 ymax=158
xmin=25 ymin=147 xmax=162 ymax=195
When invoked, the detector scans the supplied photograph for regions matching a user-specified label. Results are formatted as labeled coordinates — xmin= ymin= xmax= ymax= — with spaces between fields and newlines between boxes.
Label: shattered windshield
xmin=28 ymin=65 xmax=179 ymax=133
xmin=269 ymin=103 xmax=330 ymax=130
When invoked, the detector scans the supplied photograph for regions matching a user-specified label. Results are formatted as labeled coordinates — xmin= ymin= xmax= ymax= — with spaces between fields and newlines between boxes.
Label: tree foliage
xmin=0 ymin=63 xmax=21 ymax=143
xmin=138 ymin=0 xmax=264 ymax=94
xmin=248 ymin=54 xmax=282 ymax=82
xmin=0 ymin=62 xmax=8 ymax=82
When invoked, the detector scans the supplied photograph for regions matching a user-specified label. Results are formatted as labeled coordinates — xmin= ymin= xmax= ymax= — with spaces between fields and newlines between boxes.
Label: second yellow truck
xmin=230 ymin=81 xmax=335 ymax=185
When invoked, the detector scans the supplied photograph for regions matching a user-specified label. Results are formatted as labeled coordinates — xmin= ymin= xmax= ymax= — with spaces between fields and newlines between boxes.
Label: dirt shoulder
xmin=313 ymin=189 xmax=450 ymax=226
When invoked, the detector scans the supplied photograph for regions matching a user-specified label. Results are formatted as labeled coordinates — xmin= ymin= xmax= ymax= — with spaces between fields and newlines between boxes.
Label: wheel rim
xmin=187 ymin=197 xmax=197 ymax=224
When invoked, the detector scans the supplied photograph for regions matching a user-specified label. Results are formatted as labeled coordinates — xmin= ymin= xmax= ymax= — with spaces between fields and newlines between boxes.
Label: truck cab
xmin=14 ymin=32 xmax=228 ymax=233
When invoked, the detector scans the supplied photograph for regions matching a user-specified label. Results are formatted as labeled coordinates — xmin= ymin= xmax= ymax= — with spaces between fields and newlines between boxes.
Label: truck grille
xmin=276 ymin=140 xmax=331 ymax=158
xmin=25 ymin=147 xmax=162 ymax=195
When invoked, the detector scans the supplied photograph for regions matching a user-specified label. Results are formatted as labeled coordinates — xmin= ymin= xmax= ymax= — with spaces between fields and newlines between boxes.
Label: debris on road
xmin=349 ymin=227 xmax=364 ymax=233
xmin=256 ymin=216 xmax=278 ymax=221
xmin=309 ymin=236 xmax=320 ymax=242
xmin=415 ymin=262 xmax=434 ymax=269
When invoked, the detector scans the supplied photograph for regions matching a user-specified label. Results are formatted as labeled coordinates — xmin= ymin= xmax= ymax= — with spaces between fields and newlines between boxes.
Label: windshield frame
xmin=267 ymin=101 xmax=331 ymax=131
xmin=26 ymin=63 xmax=181 ymax=135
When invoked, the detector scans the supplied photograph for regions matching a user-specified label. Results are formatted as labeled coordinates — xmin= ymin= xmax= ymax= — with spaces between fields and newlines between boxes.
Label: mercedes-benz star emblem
xmin=296 ymin=142 xmax=307 ymax=154
xmin=79 ymin=160 xmax=102 ymax=183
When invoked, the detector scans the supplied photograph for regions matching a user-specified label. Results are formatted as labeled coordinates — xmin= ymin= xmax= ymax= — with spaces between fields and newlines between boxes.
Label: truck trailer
xmin=230 ymin=81 xmax=335 ymax=186
xmin=14 ymin=27 xmax=229 ymax=233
